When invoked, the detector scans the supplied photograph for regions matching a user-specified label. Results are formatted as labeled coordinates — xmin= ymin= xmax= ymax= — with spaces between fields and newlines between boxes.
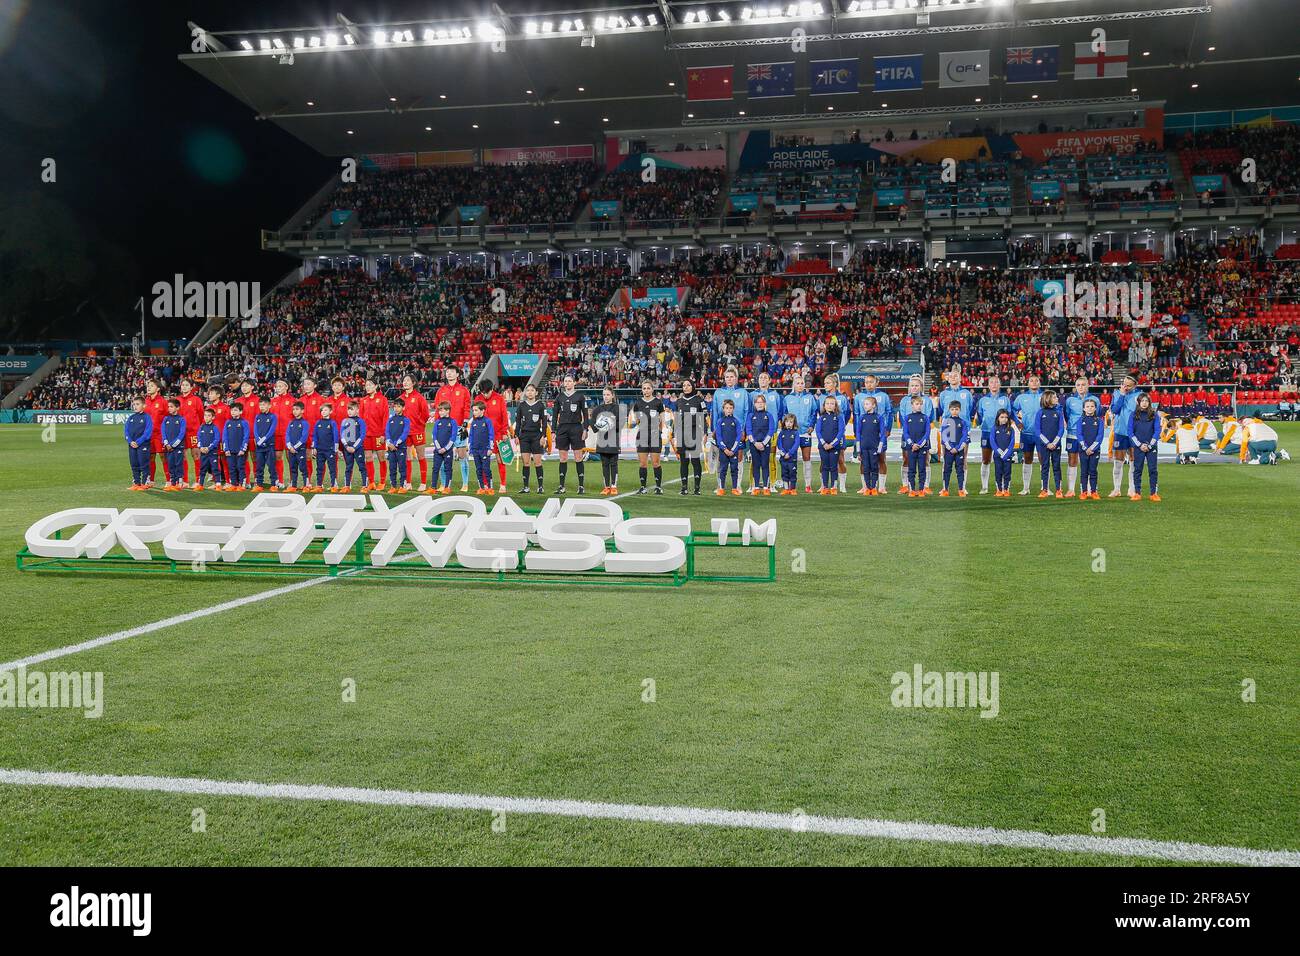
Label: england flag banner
xmin=1074 ymin=39 xmax=1129 ymax=80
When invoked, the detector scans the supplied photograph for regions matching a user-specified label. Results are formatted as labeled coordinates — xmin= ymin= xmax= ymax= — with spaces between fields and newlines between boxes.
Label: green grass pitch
xmin=0 ymin=423 xmax=1296 ymax=866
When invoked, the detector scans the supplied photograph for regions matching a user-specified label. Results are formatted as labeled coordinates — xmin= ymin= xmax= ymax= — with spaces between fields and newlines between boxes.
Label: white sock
xmin=837 ymin=474 xmax=846 ymax=492
xmin=803 ymin=459 xmax=812 ymax=486
xmin=1022 ymin=465 xmax=1033 ymax=492
xmin=980 ymin=463 xmax=990 ymax=491
xmin=1128 ymin=462 xmax=1137 ymax=495
xmin=1112 ymin=460 xmax=1124 ymax=492
xmin=878 ymin=474 xmax=886 ymax=492
xmin=1068 ymin=465 xmax=1078 ymax=493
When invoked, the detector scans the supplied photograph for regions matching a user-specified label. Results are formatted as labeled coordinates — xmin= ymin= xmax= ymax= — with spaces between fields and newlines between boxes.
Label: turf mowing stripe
xmin=1 ymin=768 xmax=1295 ymax=866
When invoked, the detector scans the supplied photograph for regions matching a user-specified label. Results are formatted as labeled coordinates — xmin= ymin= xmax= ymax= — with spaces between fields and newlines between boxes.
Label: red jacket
xmin=434 ymin=383 xmax=471 ymax=425
xmin=269 ymin=394 xmax=297 ymax=439
xmin=482 ymin=391 xmax=510 ymax=439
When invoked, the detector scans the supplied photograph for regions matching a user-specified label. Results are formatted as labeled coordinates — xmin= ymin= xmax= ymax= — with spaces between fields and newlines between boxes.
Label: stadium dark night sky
xmin=0 ymin=0 xmax=532 ymax=343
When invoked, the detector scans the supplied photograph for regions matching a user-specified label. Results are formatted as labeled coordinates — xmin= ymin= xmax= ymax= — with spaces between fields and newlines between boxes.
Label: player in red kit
xmin=434 ymin=366 xmax=472 ymax=490
xmin=268 ymin=378 xmax=297 ymax=488
xmin=358 ymin=376 xmax=389 ymax=490
xmin=329 ymin=376 xmax=351 ymax=478
xmin=477 ymin=379 xmax=512 ymax=491
xmin=205 ymin=384 xmax=231 ymax=486
xmin=142 ymin=379 xmax=170 ymax=486
xmin=297 ymin=377 xmax=325 ymax=476
xmin=175 ymin=378 xmax=205 ymax=488
xmin=233 ymin=380 xmax=260 ymax=481
xmin=399 ymin=374 xmax=431 ymax=490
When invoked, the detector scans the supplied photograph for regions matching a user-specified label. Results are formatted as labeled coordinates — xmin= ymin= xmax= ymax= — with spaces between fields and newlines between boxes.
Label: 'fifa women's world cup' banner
xmin=1012 ymin=108 xmax=1165 ymax=161
xmin=485 ymin=144 xmax=595 ymax=165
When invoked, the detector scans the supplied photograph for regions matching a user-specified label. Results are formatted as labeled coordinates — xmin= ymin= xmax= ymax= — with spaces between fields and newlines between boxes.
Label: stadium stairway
xmin=1012 ymin=164 xmax=1029 ymax=207
xmin=0 ymin=354 xmax=61 ymax=410
xmin=1166 ymin=148 xmax=1193 ymax=199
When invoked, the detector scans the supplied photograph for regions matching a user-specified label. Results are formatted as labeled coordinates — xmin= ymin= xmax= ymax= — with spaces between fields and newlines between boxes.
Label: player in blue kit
xmin=973 ymin=375 xmax=1011 ymax=495
xmin=896 ymin=375 xmax=933 ymax=494
xmin=339 ymin=400 xmax=367 ymax=491
xmin=775 ymin=413 xmax=801 ymax=495
xmin=1077 ymin=397 xmax=1105 ymax=499
xmin=939 ymin=400 xmax=970 ymax=497
xmin=1108 ymin=374 xmax=1142 ymax=497
xmin=855 ymin=373 xmax=893 ymax=494
xmin=123 ymin=396 xmax=153 ymax=490
xmin=160 ymin=399 xmax=187 ymax=491
xmin=781 ymin=373 xmax=818 ymax=492
xmin=1033 ymin=390 xmax=1067 ymax=497
xmin=1129 ymin=393 xmax=1164 ymax=502
xmin=854 ymin=395 xmax=887 ymax=496
xmin=221 ymin=402 xmax=250 ymax=491
xmin=284 ymin=402 xmax=310 ymax=491
xmin=901 ymin=395 xmax=931 ymax=497
xmin=814 ymin=395 xmax=844 ymax=495
xmin=710 ymin=366 xmax=749 ymax=485
xmin=1063 ymin=375 xmax=1101 ymax=498
xmin=745 ymin=393 xmax=776 ymax=495
xmin=713 ymin=398 xmax=742 ymax=495
xmin=251 ymin=394 xmax=278 ymax=491
xmin=990 ymin=409 xmax=1018 ymax=496
xmin=385 ymin=398 xmax=412 ymax=494
xmin=1012 ymin=374 xmax=1044 ymax=496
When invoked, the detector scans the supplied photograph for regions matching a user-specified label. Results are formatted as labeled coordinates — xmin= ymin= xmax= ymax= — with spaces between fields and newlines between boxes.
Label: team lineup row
xmin=115 ymin=364 xmax=1279 ymax=501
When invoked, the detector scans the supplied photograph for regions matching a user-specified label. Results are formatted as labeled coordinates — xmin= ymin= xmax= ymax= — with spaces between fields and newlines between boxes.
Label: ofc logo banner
xmin=810 ymin=58 xmax=859 ymax=95
xmin=939 ymin=50 xmax=989 ymax=89
xmin=874 ymin=55 xmax=923 ymax=91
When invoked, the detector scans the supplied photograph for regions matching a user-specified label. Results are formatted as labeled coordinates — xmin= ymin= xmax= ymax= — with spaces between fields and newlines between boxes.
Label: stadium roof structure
xmin=181 ymin=0 xmax=1299 ymax=155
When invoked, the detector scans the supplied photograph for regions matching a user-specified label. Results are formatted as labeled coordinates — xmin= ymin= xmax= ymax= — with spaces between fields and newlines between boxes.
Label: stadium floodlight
xmin=525 ymin=21 xmax=538 ymax=34
xmin=541 ymin=21 xmax=554 ymax=32
xmin=575 ymin=18 xmax=585 ymax=29
xmin=343 ymin=33 xmax=355 ymax=44
xmin=699 ymin=10 xmax=710 ymax=22
xmin=846 ymin=0 xmax=858 ymax=10
xmin=594 ymin=16 xmax=606 ymax=28
xmin=741 ymin=6 xmax=753 ymax=18
xmin=403 ymin=29 xmax=414 ymax=41
xmin=272 ymin=38 xmax=285 ymax=49
xmin=646 ymin=14 xmax=657 ymax=25
xmin=292 ymin=37 xmax=304 ymax=49
xmin=630 ymin=16 xmax=642 ymax=27
xmin=309 ymin=36 xmax=321 ymax=48
xmin=373 ymin=30 xmax=386 ymax=44
xmin=240 ymin=39 xmax=253 ymax=50
xmin=684 ymin=11 xmax=697 ymax=22
xmin=324 ymin=33 xmax=338 ymax=47
xmin=437 ymin=28 xmax=449 ymax=39
xmin=718 ymin=9 xmax=731 ymax=20
xmin=561 ymin=20 xmax=574 ymax=32
xmin=461 ymin=26 xmax=472 ymax=37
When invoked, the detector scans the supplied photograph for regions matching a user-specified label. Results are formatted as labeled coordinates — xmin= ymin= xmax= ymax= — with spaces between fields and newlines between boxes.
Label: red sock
xmin=275 ymin=460 xmax=284 ymax=483
xmin=405 ymin=459 xmax=412 ymax=485
xmin=380 ymin=460 xmax=388 ymax=484
xmin=497 ymin=460 xmax=506 ymax=486
xmin=182 ymin=459 xmax=189 ymax=482
xmin=149 ymin=457 xmax=156 ymax=480
xmin=419 ymin=458 xmax=428 ymax=484
xmin=366 ymin=461 xmax=375 ymax=483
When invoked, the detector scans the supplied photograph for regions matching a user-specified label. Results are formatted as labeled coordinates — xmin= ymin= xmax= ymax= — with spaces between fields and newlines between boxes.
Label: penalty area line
xmin=0 ymin=768 xmax=1295 ymax=866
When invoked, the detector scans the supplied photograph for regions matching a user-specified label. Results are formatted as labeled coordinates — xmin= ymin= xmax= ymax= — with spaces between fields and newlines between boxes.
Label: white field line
xmin=7 ymin=487 xmax=690 ymax=672
xmin=0 ymin=767 xmax=1295 ymax=866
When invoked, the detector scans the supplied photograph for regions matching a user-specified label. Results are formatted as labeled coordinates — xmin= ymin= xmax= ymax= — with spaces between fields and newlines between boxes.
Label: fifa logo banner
xmin=874 ymin=55 xmax=923 ymax=92
xmin=20 ymin=495 xmax=778 ymax=587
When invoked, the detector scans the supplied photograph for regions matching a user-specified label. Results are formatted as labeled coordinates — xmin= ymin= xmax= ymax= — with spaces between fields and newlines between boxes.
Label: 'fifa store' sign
xmin=23 ymin=495 xmax=778 ymax=576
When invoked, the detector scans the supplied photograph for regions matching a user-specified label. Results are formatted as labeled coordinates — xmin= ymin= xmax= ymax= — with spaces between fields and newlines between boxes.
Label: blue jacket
xmin=855 ymin=411 xmax=887 ymax=455
xmin=939 ymin=415 xmax=970 ymax=453
xmin=467 ymin=416 xmax=495 ymax=455
xmin=992 ymin=423 xmax=1018 ymax=459
xmin=1034 ymin=406 xmax=1066 ymax=446
xmin=1078 ymin=414 xmax=1104 ymax=455
xmin=974 ymin=392 xmax=1011 ymax=432
xmin=385 ymin=415 xmax=410 ymax=448
xmin=746 ymin=409 xmax=775 ymax=445
xmin=197 ymin=422 xmax=219 ymax=455
xmin=896 ymin=395 xmax=933 ymax=429
xmin=161 ymin=414 xmax=186 ymax=450
xmin=855 ymin=389 xmax=893 ymax=430
xmin=814 ymin=410 xmax=844 ymax=450
xmin=750 ymin=388 xmax=782 ymax=422
xmin=1064 ymin=392 xmax=1101 ymax=439
xmin=1013 ymin=389 xmax=1043 ymax=438
xmin=1131 ymin=410 xmax=1163 ymax=450
xmin=903 ymin=411 xmax=930 ymax=451
xmin=781 ymin=391 xmax=818 ymax=432
xmin=429 ymin=416 xmax=457 ymax=453
xmin=714 ymin=414 xmax=742 ymax=454
xmin=253 ymin=412 xmax=278 ymax=449
xmin=123 ymin=411 xmax=152 ymax=447
xmin=313 ymin=418 xmax=340 ymax=454
xmin=340 ymin=416 xmax=366 ymax=451
xmin=776 ymin=427 xmax=801 ymax=459
xmin=222 ymin=418 xmax=249 ymax=455
xmin=937 ymin=386 xmax=974 ymax=425
xmin=285 ymin=417 xmax=309 ymax=452
xmin=1110 ymin=388 xmax=1144 ymax=437
xmin=711 ymin=386 xmax=749 ymax=428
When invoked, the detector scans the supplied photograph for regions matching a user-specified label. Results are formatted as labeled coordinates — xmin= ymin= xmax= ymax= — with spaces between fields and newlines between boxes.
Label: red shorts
xmin=364 ymin=436 xmax=383 ymax=452
xmin=150 ymin=435 xmax=164 ymax=454
xmin=186 ymin=435 xmax=200 ymax=450
xmin=275 ymin=436 xmax=287 ymax=452
xmin=408 ymin=425 xmax=428 ymax=446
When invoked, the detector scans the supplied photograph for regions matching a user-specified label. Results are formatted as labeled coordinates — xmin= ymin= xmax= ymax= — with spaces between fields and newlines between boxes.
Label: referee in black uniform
xmin=674 ymin=377 xmax=708 ymax=496
xmin=631 ymin=379 xmax=666 ymax=495
xmin=515 ymin=382 xmax=549 ymax=494
xmin=552 ymin=374 xmax=588 ymax=495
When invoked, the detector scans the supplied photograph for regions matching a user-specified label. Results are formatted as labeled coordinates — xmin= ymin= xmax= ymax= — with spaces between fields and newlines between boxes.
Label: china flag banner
xmin=686 ymin=65 xmax=733 ymax=101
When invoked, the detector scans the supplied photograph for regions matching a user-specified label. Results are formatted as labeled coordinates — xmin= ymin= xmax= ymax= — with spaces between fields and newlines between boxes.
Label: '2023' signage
xmin=24 ymin=495 xmax=778 ymax=575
